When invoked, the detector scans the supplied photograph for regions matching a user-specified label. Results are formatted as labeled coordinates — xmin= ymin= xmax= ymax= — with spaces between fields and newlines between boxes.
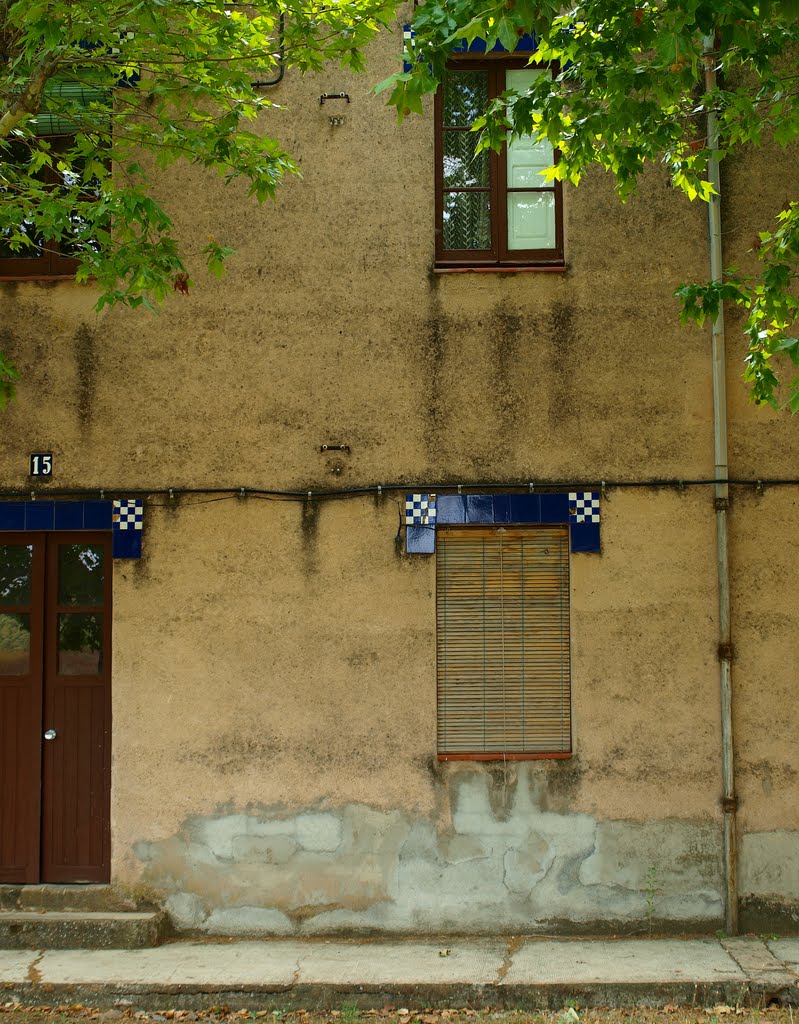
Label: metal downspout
xmin=703 ymin=34 xmax=737 ymax=935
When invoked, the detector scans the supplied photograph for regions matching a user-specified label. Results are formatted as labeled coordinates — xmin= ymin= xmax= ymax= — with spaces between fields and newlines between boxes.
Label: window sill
xmin=438 ymin=752 xmax=572 ymax=761
xmin=434 ymin=264 xmax=568 ymax=275
xmin=0 ymin=274 xmax=78 ymax=282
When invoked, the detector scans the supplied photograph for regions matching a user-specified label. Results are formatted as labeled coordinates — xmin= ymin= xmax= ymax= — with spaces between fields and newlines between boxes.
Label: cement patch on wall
xmin=135 ymin=767 xmax=724 ymax=935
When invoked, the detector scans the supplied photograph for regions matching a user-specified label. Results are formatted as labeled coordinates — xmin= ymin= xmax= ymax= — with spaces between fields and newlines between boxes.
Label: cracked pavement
xmin=0 ymin=937 xmax=797 ymax=1008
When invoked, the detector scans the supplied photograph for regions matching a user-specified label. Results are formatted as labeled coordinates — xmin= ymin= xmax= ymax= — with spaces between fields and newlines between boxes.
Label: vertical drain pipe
xmin=703 ymin=34 xmax=737 ymax=935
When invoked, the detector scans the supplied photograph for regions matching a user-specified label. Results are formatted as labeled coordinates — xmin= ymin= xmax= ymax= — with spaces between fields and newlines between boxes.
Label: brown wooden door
xmin=0 ymin=533 xmax=111 ymax=883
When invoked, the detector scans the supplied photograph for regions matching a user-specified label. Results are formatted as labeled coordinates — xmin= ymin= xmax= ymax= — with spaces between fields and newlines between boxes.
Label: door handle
xmin=44 ymin=729 xmax=57 ymax=740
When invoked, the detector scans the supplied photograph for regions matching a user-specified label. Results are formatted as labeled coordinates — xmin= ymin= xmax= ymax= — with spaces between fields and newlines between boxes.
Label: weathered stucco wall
xmin=0 ymin=23 xmax=797 ymax=933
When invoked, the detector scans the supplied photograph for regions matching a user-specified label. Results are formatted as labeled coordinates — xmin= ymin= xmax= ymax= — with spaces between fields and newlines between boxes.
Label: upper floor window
xmin=0 ymin=136 xmax=104 ymax=279
xmin=435 ymin=59 xmax=564 ymax=268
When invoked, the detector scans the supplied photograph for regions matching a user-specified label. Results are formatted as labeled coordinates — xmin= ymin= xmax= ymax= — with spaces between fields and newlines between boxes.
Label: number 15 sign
xmin=30 ymin=453 xmax=53 ymax=477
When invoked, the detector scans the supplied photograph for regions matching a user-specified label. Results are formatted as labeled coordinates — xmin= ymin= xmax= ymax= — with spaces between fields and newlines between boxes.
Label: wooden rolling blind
xmin=436 ymin=526 xmax=571 ymax=756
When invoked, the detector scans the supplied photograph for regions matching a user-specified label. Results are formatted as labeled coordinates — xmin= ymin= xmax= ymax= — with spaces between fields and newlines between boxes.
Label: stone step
xmin=0 ymin=884 xmax=151 ymax=913
xmin=0 ymin=910 xmax=168 ymax=949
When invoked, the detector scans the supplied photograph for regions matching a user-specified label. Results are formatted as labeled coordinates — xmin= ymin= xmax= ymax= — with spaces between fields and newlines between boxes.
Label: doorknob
xmin=44 ymin=729 xmax=57 ymax=740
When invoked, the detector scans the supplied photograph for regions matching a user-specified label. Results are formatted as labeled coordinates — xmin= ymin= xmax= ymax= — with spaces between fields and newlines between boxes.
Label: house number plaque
xmin=29 ymin=453 xmax=53 ymax=477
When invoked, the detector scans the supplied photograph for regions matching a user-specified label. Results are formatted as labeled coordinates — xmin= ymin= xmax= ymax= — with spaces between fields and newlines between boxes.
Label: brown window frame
xmin=435 ymin=57 xmax=564 ymax=269
xmin=436 ymin=525 xmax=572 ymax=761
xmin=0 ymin=136 xmax=94 ymax=280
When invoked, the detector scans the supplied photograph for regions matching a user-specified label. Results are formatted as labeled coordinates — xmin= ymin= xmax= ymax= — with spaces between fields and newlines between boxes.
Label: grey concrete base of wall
xmin=133 ymin=768 xmax=737 ymax=936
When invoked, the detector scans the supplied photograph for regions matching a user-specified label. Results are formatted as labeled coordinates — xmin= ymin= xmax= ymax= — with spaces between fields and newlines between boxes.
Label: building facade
xmin=0 ymin=24 xmax=797 ymax=936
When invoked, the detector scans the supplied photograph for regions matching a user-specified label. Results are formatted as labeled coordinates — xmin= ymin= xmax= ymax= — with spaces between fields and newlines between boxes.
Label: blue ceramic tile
xmin=540 ymin=492 xmax=569 ymax=523
xmin=54 ymin=502 xmax=85 ymax=530
xmin=509 ymin=494 xmax=541 ymax=523
xmin=113 ymin=529 xmax=142 ymax=559
xmin=466 ymin=494 xmax=494 ymax=523
xmin=406 ymin=524 xmax=436 ymax=554
xmin=0 ymin=502 xmax=25 ymax=530
xmin=571 ymin=523 xmax=600 ymax=553
xmin=493 ymin=494 xmax=512 ymax=523
xmin=84 ymin=500 xmax=112 ymax=529
xmin=25 ymin=502 xmax=54 ymax=530
xmin=437 ymin=495 xmax=466 ymax=524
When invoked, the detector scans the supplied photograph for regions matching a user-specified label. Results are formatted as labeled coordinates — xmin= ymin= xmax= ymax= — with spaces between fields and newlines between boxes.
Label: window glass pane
xmin=507 ymin=191 xmax=555 ymax=249
xmin=443 ymin=70 xmax=488 ymax=127
xmin=58 ymin=544 xmax=105 ymax=605
xmin=58 ymin=612 xmax=103 ymax=674
xmin=0 ymin=613 xmax=30 ymax=675
xmin=507 ymin=133 xmax=554 ymax=189
xmin=443 ymin=131 xmax=489 ymax=188
xmin=0 ymin=544 xmax=33 ymax=604
xmin=443 ymin=191 xmax=491 ymax=250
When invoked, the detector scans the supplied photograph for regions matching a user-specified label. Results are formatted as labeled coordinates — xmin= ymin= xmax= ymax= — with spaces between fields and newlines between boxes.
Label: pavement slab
xmin=0 ymin=949 xmax=37 ymax=983
xmin=37 ymin=942 xmax=299 ymax=987
xmin=770 ymin=940 xmax=799 ymax=972
xmin=499 ymin=939 xmax=745 ymax=985
xmin=294 ymin=940 xmax=507 ymax=986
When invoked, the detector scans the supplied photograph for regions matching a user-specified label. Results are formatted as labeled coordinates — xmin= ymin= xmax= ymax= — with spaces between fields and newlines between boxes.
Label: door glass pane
xmin=0 ymin=544 xmax=33 ymax=605
xmin=58 ymin=612 xmax=103 ymax=674
xmin=58 ymin=544 xmax=104 ymax=605
xmin=443 ymin=191 xmax=491 ymax=249
xmin=507 ymin=191 xmax=555 ymax=249
xmin=443 ymin=70 xmax=488 ymax=127
xmin=0 ymin=613 xmax=30 ymax=674
xmin=443 ymin=131 xmax=489 ymax=188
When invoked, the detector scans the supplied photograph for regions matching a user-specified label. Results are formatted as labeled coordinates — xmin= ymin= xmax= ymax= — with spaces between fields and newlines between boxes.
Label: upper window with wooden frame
xmin=0 ymin=80 xmax=109 ymax=280
xmin=435 ymin=58 xmax=564 ymax=268
xmin=436 ymin=525 xmax=571 ymax=759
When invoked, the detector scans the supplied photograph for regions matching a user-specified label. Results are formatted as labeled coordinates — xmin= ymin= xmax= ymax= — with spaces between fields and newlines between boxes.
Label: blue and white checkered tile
xmin=568 ymin=491 xmax=600 ymax=524
xmin=112 ymin=498 xmax=143 ymax=559
xmin=402 ymin=25 xmax=417 ymax=71
xmin=405 ymin=493 xmax=437 ymax=526
xmin=113 ymin=498 xmax=143 ymax=530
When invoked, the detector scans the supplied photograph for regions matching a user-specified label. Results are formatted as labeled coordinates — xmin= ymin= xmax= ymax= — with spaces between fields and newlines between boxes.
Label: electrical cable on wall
xmin=0 ymin=476 xmax=791 ymax=504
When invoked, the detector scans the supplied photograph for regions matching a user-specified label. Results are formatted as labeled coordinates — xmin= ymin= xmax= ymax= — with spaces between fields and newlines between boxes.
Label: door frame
xmin=0 ymin=527 xmax=113 ymax=883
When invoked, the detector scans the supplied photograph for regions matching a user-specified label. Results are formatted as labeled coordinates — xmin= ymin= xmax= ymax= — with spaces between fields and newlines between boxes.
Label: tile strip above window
xmin=405 ymin=492 xmax=601 ymax=555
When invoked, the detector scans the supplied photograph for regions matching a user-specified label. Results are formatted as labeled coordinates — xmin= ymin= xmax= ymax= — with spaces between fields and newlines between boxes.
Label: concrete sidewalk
xmin=1 ymin=936 xmax=799 ymax=1009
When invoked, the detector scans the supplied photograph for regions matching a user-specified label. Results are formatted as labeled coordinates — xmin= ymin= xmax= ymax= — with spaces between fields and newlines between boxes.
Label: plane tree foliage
xmin=379 ymin=0 xmax=799 ymax=407
xmin=0 ymin=0 xmax=395 ymax=407
xmin=381 ymin=0 xmax=799 ymax=411
xmin=3 ymin=0 xmax=799 ymax=411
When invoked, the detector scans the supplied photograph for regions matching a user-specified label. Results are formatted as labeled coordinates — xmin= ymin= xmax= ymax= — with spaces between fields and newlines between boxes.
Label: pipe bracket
xmin=721 ymin=795 xmax=738 ymax=813
xmin=714 ymin=496 xmax=730 ymax=511
xmin=718 ymin=641 xmax=735 ymax=662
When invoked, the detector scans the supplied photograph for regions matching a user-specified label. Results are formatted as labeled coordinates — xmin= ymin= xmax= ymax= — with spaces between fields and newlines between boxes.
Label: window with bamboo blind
xmin=436 ymin=525 xmax=571 ymax=759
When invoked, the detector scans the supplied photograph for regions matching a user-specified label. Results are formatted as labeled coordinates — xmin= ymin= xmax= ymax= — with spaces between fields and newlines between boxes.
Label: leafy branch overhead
xmin=380 ymin=0 xmax=799 ymax=410
xmin=0 ymin=0 xmax=396 ymax=311
xmin=3 ymin=0 xmax=799 ymax=412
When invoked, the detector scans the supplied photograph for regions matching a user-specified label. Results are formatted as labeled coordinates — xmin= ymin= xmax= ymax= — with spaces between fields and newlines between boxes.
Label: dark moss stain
xmin=73 ymin=323 xmax=96 ymax=429
xmin=300 ymin=497 xmax=319 ymax=575
xmin=490 ymin=306 xmax=522 ymax=430
xmin=420 ymin=296 xmax=447 ymax=440
xmin=486 ymin=762 xmax=519 ymax=821
xmin=740 ymin=894 xmax=799 ymax=935
xmin=547 ymin=300 xmax=577 ymax=429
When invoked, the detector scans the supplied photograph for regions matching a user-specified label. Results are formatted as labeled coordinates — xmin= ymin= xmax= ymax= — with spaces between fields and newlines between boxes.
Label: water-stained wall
xmin=0 ymin=21 xmax=798 ymax=932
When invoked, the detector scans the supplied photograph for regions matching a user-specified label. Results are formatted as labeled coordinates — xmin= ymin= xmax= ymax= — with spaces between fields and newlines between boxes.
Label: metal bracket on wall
xmin=718 ymin=641 xmax=735 ymax=662
xmin=721 ymin=795 xmax=738 ymax=812
xmin=320 ymin=444 xmax=350 ymax=453
xmin=714 ymin=495 xmax=730 ymax=510
xmin=320 ymin=93 xmax=350 ymax=104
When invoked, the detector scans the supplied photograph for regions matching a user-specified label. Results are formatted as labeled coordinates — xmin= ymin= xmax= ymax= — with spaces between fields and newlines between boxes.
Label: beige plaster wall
xmin=0 ymin=22 xmax=797 ymax=930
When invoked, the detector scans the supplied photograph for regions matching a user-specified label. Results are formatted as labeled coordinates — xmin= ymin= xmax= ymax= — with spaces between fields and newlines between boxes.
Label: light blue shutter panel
xmin=505 ymin=68 xmax=556 ymax=250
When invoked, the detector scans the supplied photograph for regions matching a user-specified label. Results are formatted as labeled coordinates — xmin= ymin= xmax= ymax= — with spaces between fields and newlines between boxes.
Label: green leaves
xmin=390 ymin=0 xmax=799 ymax=411
xmin=0 ymin=355 xmax=20 ymax=412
